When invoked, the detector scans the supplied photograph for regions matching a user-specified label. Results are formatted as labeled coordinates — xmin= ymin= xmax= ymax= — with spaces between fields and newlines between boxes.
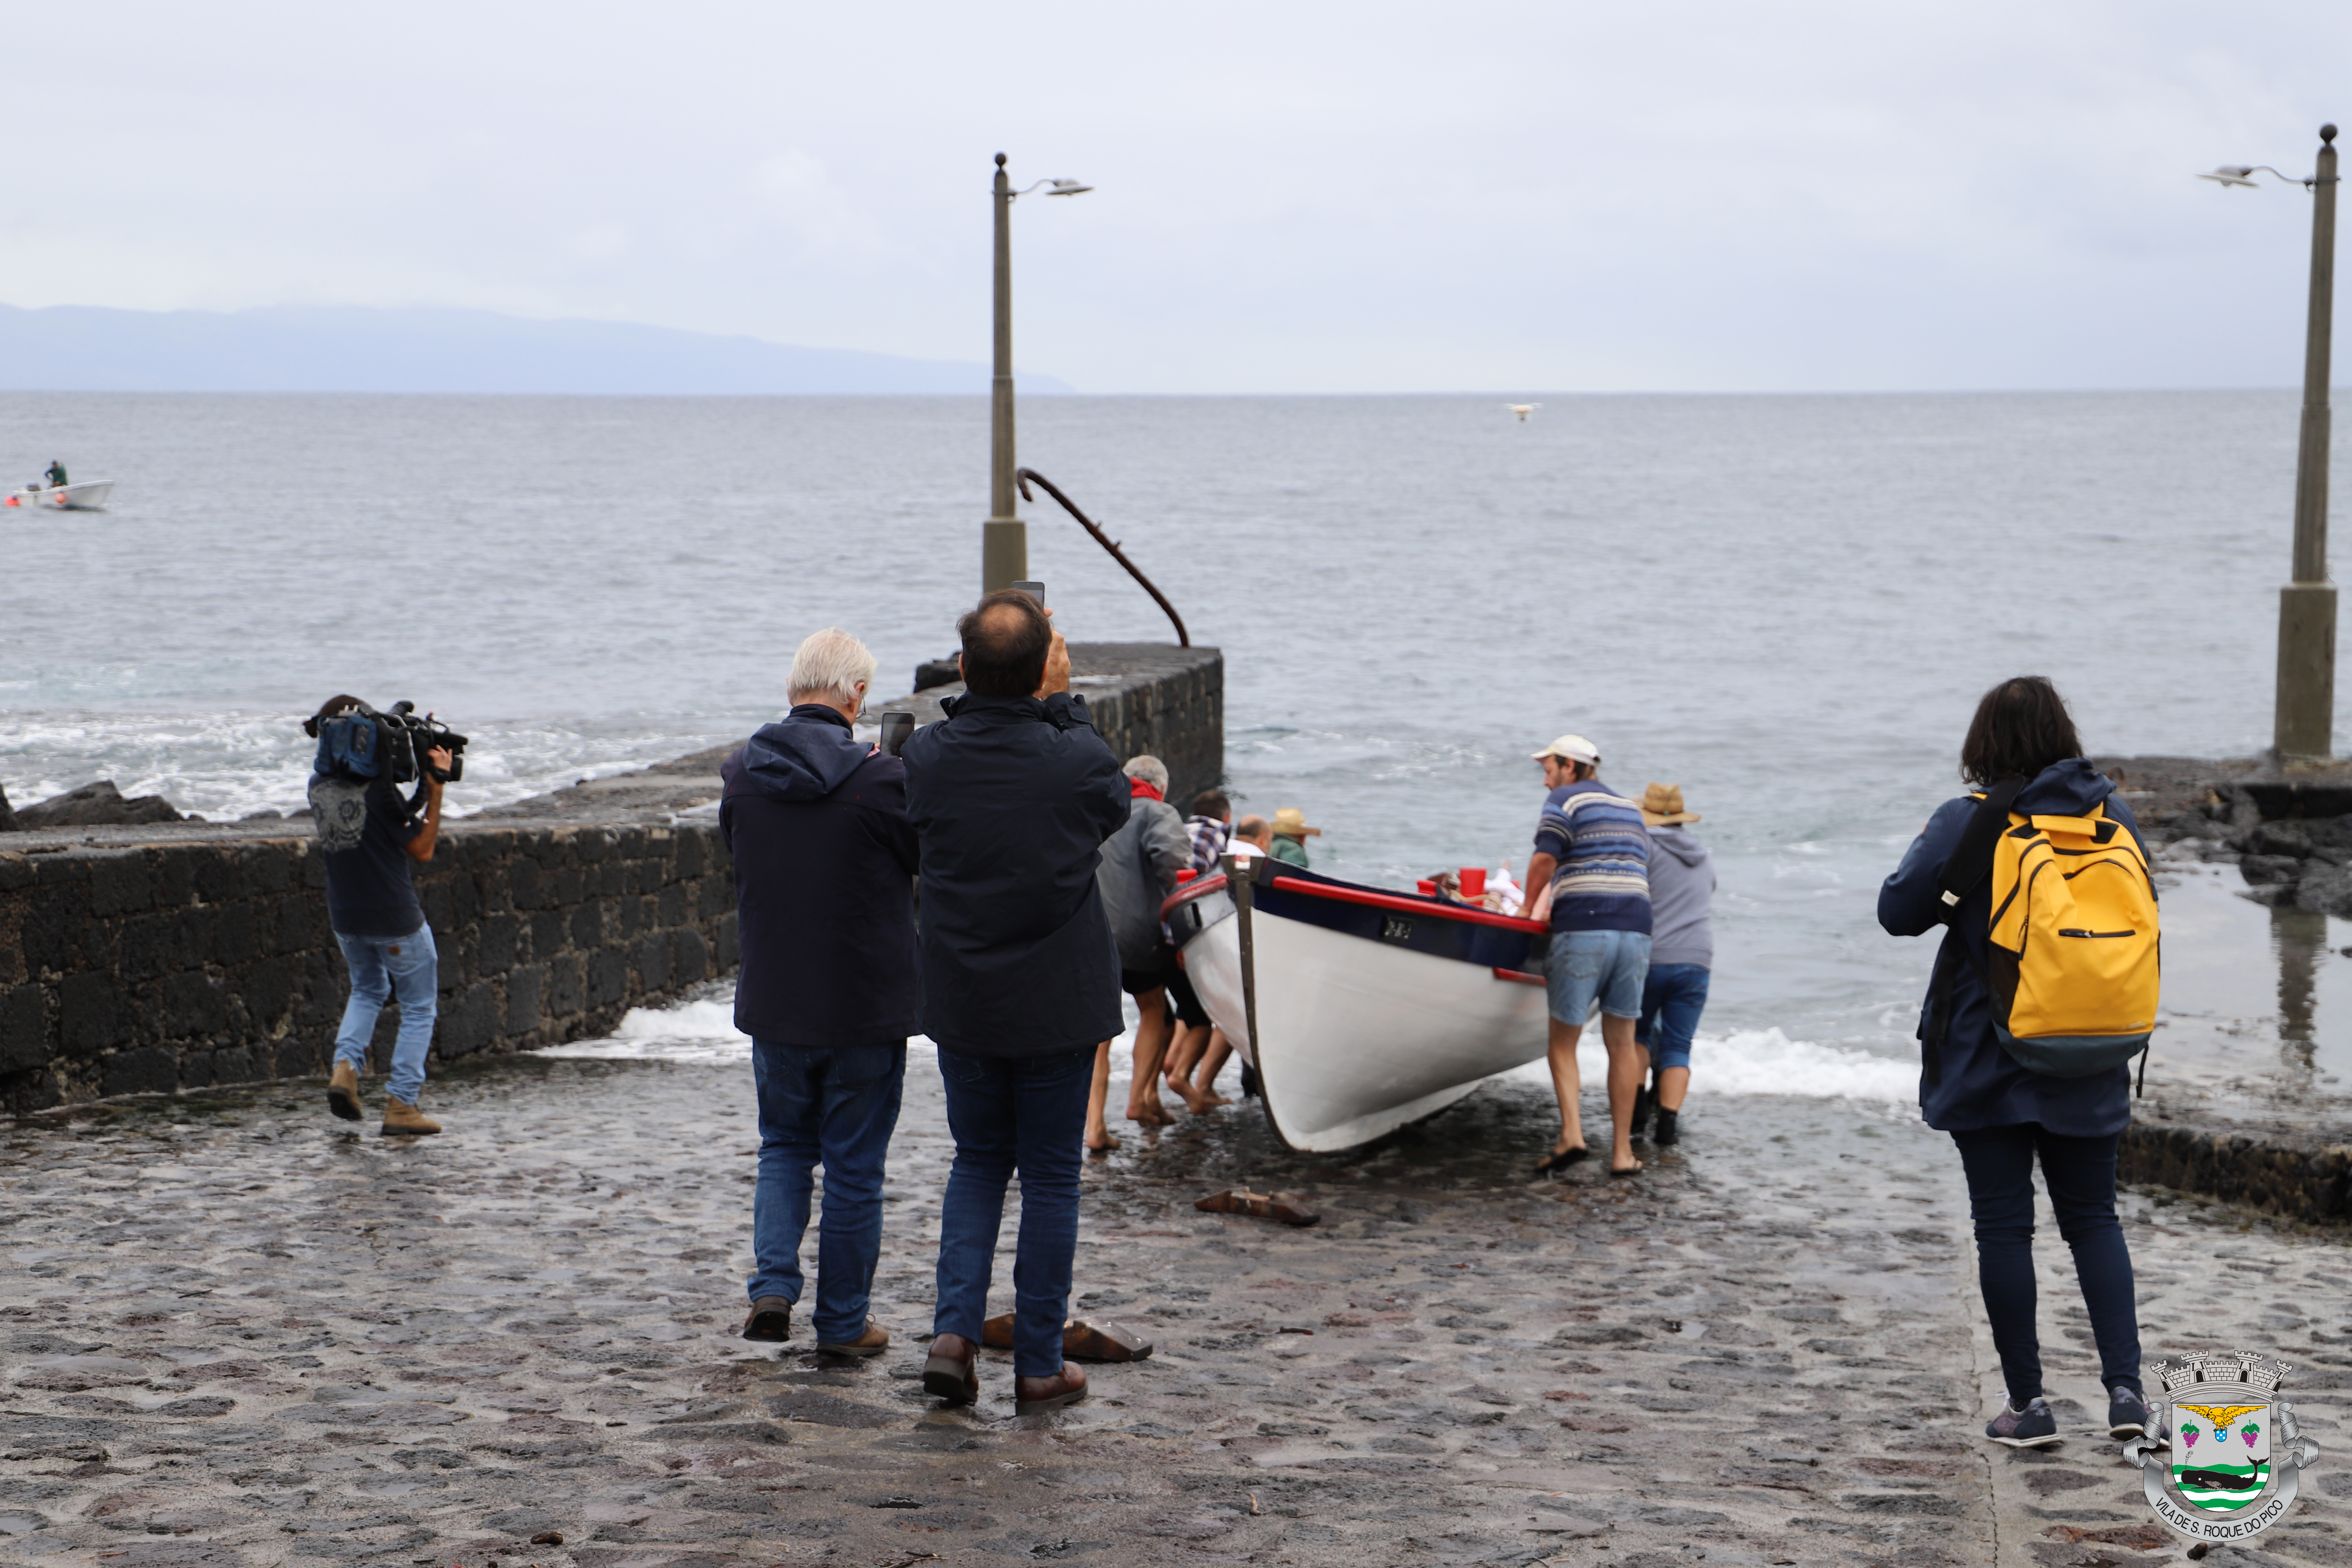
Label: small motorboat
xmin=6 ymin=479 xmax=115 ymax=511
xmin=1165 ymin=854 xmax=1552 ymax=1153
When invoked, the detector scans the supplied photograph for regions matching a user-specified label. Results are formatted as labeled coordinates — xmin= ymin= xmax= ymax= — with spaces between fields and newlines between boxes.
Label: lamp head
xmin=1044 ymin=179 xmax=1094 ymax=196
xmin=2197 ymin=166 xmax=2259 ymax=188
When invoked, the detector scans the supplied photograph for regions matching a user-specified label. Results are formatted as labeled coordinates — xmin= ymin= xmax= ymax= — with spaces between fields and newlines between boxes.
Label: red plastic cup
xmin=1459 ymin=867 xmax=1487 ymax=899
xmin=1416 ymin=880 xmax=1437 ymax=896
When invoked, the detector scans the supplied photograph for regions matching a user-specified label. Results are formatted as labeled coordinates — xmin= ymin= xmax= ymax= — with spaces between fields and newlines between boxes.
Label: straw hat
xmin=1639 ymin=782 xmax=1700 ymax=827
xmin=1270 ymin=806 xmax=1323 ymax=840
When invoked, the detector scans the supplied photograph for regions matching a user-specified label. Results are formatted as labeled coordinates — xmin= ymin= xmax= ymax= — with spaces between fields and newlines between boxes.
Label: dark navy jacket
xmin=1877 ymin=757 xmax=2144 ymax=1136
xmin=901 ymin=691 xmax=1129 ymax=1058
xmin=720 ymin=705 xmax=920 ymax=1047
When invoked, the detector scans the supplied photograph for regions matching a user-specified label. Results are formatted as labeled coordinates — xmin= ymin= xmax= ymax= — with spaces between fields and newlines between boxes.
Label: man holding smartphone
xmin=901 ymin=588 xmax=1128 ymax=1414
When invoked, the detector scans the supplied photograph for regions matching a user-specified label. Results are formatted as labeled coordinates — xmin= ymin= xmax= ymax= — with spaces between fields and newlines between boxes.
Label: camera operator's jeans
xmin=332 ymin=924 xmax=438 ymax=1105
xmin=931 ymin=1046 xmax=1095 ymax=1377
xmin=748 ymin=1039 xmax=906 ymax=1344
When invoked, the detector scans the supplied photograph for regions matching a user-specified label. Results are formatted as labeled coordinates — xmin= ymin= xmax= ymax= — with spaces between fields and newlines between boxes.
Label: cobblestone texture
xmin=2 ymin=1061 xmax=2346 ymax=1568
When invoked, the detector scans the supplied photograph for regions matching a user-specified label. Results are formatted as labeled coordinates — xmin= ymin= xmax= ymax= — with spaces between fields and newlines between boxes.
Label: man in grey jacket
xmin=1093 ymin=755 xmax=1191 ymax=1126
xmin=1633 ymin=782 xmax=1716 ymax=1147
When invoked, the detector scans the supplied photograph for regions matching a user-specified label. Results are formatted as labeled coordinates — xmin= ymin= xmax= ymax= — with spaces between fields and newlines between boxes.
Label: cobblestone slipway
xmin=2 ymin=1058 xmax=2346 ymax=1568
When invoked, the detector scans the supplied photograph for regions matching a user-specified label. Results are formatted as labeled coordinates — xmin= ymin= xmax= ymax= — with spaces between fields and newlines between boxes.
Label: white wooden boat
xmin=1164 ymin=854 xmax=1552 ymax=1153
xmin=6 ymin=479 xmax=115 ymax=511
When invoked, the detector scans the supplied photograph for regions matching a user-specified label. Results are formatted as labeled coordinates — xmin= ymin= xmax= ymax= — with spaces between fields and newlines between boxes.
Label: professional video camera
xmin=381 ymin=702 xmax=469 ymax=784
xmin=309 ymin=699 xmax=469 ymax=785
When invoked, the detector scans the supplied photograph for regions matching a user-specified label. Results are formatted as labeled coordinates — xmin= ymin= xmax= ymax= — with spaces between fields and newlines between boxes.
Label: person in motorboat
xmin=1231 ymin=814 xmax=1273 ymax=859
xmin=1877 ymin=675 xmax=2150 ymax=1451
xmin=1631 ymin=783 xmax=1715 ymax=1149
xmin=1523 ymin=734 xmax=1653 ymax=1178
xmin=42 ymin=460 xmax=66 ymax=491
xmin=1268 ymin=806 xmax=1321 ymax=867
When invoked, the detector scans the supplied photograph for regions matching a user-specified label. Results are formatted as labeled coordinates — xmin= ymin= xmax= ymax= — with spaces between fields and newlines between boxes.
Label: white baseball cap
xmin=1530 ymin=733 xmax=1602 ymax=766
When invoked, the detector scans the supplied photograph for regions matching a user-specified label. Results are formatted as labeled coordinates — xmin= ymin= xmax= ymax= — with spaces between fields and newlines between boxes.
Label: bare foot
xmin=1086 ymin=1125 xmax=1119 ymax=1152
xmin=1194 ymin=1088 xmax=1231 ymax=1107
xmin=1172 ymin=1080 xmax=1213 ymax=1115
xmin=1127 ymin=1101 xmax=1174 ymax=1127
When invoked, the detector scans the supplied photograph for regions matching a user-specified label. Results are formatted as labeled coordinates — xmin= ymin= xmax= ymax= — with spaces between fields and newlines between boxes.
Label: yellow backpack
xmin=1936 ymin=779 xmax=2160 ymax=1080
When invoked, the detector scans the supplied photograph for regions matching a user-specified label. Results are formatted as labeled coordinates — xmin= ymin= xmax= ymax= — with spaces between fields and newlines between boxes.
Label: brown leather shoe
xmin=816 ymin=1319 xmax=890 ymax=1357
xmin=741 ymin=1297 xmax=793 ymax=1342
xmin=327 ymin=1061 xmax=361 ymax=1122
xmin=922 ymin=1332 xmax=980 ymax=1405
xmin=380 ymin=1098 xmax=441 ymax=1136
xmin=1014 ymin=1362 xmax=1088 ymax=1415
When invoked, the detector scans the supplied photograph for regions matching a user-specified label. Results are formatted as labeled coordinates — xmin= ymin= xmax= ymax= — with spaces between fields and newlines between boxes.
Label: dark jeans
xmin=932 ymin=1046 xmax=1095 ymax=1377
xmin=1951 ymin=1123 xmax=2141 ymax=1407
xmin=748 ymin=1039 xmax=906 ymax=1343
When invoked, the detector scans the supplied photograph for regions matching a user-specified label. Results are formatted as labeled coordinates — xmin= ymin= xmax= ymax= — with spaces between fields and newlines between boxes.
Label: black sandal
xmin=1534 ymin=1145 xmax=1589 ymax=1175
xmin=1608 ymin=1161 xmax=1643 ymax=1178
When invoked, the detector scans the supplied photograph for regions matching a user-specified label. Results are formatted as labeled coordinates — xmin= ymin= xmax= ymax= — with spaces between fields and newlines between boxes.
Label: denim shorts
xmin=1634 ymin=962 xmax=1711 ymax=1072
xmin=1546 ymin=929 xmax=1651 ymax=1025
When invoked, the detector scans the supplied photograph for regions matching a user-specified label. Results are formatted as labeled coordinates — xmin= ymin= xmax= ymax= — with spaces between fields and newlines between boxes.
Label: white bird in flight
xmin=1506 ymin=403 xmax=1541 ymax=421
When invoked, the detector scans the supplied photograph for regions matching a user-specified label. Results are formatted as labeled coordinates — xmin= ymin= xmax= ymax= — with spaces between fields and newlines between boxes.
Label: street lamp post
xmin=982 ymin=153 xmax=1093 ymax=594
xmin=2203 ymin=124 xmax=2340 ymax=760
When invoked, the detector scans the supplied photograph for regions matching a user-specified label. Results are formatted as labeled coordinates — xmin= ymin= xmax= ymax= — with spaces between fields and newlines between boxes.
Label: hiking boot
xmin=741 ymin=1297 xmax=793 ymax=1343
xmin=1014 ymin=1363 xmax=1089 ymax=1415
xmin=380 ymin=1098 xmax=441 ymax=1136
xmin=1986 ymin=1396 xmax=2060 ymax=1448
xmin=817 ymin=1319 xmax=890 ymax=1357
xmin=1652 ymin=1107 xmax=1681 ymax=1147
xmin=2108 ymin=1384 xmax=2150 ymax=1440
xmin=923 ymin=1332 xmax=980 ymax=1405
xmin=327 ymin=1061 xmax=362 ymax=1122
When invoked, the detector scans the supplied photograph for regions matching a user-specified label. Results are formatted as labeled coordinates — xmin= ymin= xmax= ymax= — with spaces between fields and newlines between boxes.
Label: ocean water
xmin=4 ymin=389 xmax=2346 ymax=1105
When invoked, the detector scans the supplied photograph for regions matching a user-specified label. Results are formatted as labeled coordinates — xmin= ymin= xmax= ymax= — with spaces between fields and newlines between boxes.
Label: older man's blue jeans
xmin=748 ymin=1040 xmax=906 ymax=1344
xmin=332 ymin=924 xmax=438 ymax=1104
xmin=931 ymin=1046 xmax=1095 ymax=1378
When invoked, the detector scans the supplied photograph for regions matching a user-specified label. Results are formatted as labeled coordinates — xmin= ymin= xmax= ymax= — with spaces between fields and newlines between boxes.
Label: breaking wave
xmin=553 ymin=991 xmax=1916 ymax=1104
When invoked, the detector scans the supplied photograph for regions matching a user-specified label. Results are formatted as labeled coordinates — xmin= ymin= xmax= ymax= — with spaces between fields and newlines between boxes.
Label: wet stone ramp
xmin=1 ymin=1063 xmax=2346 ymax=1566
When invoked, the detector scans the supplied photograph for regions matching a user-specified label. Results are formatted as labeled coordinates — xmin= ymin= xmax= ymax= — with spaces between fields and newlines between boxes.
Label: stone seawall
xmin=0 ymin=641 xmax=1223 ymax=1116
xmin=0 ymin=818 xmax=735 ymax=1115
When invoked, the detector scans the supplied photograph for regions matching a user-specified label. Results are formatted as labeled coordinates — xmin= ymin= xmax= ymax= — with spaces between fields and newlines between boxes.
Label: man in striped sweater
xmin=1523 ymin=734 xmax=1652 ymax=1178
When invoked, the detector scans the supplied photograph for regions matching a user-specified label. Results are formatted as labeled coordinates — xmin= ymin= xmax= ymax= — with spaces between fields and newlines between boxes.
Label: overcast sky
xmin=8 ymin=2 xmax=2346 ymax=394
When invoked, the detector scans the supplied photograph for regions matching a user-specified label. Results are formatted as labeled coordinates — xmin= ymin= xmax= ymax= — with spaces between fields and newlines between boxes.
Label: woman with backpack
xmin=1879 ymin=676 xmax=2153 ymax=1450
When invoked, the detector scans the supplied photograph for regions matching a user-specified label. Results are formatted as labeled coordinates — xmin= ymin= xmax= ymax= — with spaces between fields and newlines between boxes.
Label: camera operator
xmin=305 ymin=695 xmax=455 ymax=1136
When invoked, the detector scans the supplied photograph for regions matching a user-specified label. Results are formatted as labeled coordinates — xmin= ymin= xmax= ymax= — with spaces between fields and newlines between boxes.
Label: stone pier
xmin=0 ymin=643 xmax=1222 ymax=1115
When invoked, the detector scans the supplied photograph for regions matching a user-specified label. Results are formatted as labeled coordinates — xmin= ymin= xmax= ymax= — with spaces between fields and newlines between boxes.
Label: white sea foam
xmin=1504 ymin=1025 xmax=1913 ymax=1102
xmin=554 ymin=988 xmax=1915 ymax=1104
xmin=0 ymin=708 xmax=750 ymax=823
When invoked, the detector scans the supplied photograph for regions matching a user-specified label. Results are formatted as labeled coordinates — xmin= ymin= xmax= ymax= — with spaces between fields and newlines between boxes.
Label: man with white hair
xmin=719 ymin=626 xmax=918 ymax=1357
xmin=1092 ymin=754 xmax=1193 ymax=1127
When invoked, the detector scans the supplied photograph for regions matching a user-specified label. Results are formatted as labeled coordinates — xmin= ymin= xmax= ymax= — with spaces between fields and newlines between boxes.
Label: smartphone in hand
xmin=1011 ymin=580 xmax=1046 ymax=608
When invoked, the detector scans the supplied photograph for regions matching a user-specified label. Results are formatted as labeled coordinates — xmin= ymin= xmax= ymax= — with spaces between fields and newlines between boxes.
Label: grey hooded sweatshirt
xmin=1094 ymin=789 xmax=1192 ymax=972
xmin=1644 ymin=824 xmax=1717 ymax=969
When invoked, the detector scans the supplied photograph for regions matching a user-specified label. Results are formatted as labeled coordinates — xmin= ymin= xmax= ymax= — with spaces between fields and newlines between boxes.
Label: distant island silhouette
xmin=0 ymin=303 xmax=1075 ymax=395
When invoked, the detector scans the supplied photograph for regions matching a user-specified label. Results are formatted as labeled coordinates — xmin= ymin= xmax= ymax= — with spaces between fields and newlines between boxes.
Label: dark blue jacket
xmin=1877 ymin=757 xmax=2144 ymax=1136
xmin=901 ymin=691 xmax=1129 ymax=1058
xmin=720 ymin=705 xmax=920 ymax=1047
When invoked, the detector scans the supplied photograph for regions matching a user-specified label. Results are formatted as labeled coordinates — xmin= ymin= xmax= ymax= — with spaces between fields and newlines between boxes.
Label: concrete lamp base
xmin=2275 ymin=580 xmax=2339 ymax=762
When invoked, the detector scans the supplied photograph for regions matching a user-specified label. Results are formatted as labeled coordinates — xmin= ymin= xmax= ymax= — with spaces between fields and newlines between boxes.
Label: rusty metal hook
xmin=1014 ymin=468 xmax=1190 ymax=647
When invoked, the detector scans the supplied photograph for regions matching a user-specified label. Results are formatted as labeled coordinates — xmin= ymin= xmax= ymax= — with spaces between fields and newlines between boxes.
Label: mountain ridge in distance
xmin=0 ymin=303 xmax=1075 ymax=395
